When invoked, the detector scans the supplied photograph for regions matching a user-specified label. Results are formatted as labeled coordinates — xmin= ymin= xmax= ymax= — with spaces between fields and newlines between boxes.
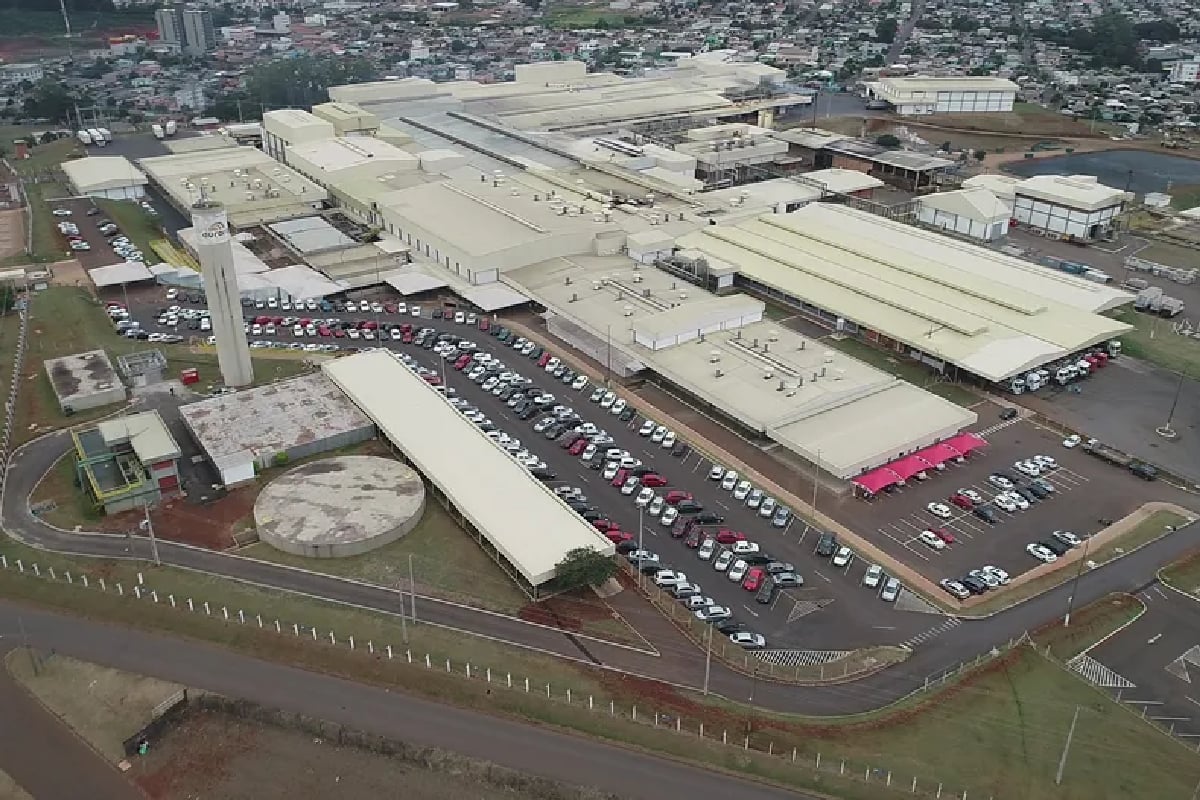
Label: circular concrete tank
xmin=255 ymin=456 xmax=425 ymax=558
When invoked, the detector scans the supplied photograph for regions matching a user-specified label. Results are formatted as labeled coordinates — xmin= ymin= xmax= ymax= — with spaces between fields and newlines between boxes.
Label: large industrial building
xmin=676 ymin=204 xmax=1132 ymax=385
xmin=324 ymin=349 xmax=615 ymax=594
xmin=1010 ymin=174 xmax=1131 ymax=241
xmin=61 ymin=156 xmax=148 ymax=200
xmin=864 ymin=77 xmax=1019 ymax=116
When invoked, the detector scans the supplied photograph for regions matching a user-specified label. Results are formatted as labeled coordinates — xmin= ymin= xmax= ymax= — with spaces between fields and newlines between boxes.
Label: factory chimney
xmin=191 ymin=200 xmax=253 ymax=387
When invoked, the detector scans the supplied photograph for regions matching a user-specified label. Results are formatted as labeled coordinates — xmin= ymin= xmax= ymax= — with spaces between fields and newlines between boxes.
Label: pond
xmin=1003 ymin=149 xmax=1200 ymax=195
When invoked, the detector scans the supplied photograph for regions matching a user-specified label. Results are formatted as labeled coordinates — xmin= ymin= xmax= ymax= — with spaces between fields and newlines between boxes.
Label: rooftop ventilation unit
xmin=710 ymin=349 xmax=721 ymax=363
xmin=623 ymin=305 xmax=634 ymax=317
xmin=768 ymin=330 xmax=779 ymax=342
xmin=564 ymin=276 xmax=572 ymax=285
xmin=714 ymin=369 xmax=724 ymax=378
xmin=824 ymin=351 xmax=834 ymax=363
xmin=762 ymin=369 xmax=773 ymax=380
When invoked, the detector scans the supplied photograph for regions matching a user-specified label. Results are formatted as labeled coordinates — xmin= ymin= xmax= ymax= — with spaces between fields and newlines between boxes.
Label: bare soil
xmin=132 ymin=708 xmax=577 ymax=800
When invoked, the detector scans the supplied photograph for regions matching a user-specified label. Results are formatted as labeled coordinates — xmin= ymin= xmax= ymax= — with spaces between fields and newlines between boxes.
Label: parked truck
xmin=1083 ymin=439 xmax=1158 ymax=480
xmin=152 ymin=123 xmax=164 ymax=139
xmin=76 ymin=129 xmax=92 ymax=145
xmin=164 ymin=119 xmax=177 ymax=136
xmin=95 ymin=127 xmax=113 ymax=144
xmin=86 ymin=128 xmax=106 ymax=147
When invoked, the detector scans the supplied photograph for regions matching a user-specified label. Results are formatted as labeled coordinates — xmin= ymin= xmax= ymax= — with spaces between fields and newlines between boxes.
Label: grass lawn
xmin=1107 ymin=307 xmax=1200 ymax=380
xmin=1168 ymin=184 xmax=1200 ymax=212
xmin=0 ymin=769 xmax=31 ymax=800
xmin=94 ymin=199 xmax=162 ymax=257
xmin=543 ymin=4 xmax=636 ymax=27
xmin=1133 ymin=240 xmax=1200 ymax=271
xmin=962 ymin=510 xmax=1190 ymax=617
xmin=1159 ymin=549 xmax=1200 ymax=598
xmin=29 ymin=453 xmax=102 ymax=530
xmin=824 ymin=336 xmax=980 ymax=407
xmin=1 ymin=180 xmax=73 ymax=267
xmin=241 ymin=503 xmax=531 ymax=613
xmin=1 ymin=544 xmax=1196 ymax=800
xmin=11 ymin=137 xmax=82 ymax=178
xmin=1030 ymin=593 xmax=1143 ymax=660
xmin=14 ymin=286 xmax=312 ymax=443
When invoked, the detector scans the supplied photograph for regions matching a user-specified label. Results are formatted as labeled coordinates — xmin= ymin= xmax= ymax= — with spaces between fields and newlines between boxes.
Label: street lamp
xmin=1156 ymin=370 xmax=1187 ymax=440
xmin=1063 ymin=535 xmax=1091 ymax=628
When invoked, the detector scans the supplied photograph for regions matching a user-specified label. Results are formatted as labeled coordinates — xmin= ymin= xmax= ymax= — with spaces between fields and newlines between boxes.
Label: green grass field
xmin=1160 ymin=550 xmax=1200 ymax=598
xmin=824 ymin=336 xmax=979 ymax=406
xmin=543 ymin=4 xmax=637 ymax=28
xmin=94 ymin=199 xmax=162 ymax=257
xmin=1108 ymin=307 xmax=1200 ymax=380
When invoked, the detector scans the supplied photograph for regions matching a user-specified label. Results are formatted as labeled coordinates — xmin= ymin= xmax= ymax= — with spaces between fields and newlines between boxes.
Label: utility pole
xmin=408 ymin=553 xmax=417 ymax=623
xmin=140 ymin=502 xmax=161 ymax=566
xmin=637 ymin=507 xmax=645 ymax=590
xmin=1063 ymin=535 xmax=1090 ymax=627
xmin=703 ymin=622 xmax=713 ymax=695
xmin=1055 ymin=706 xmax=1082 ymax=785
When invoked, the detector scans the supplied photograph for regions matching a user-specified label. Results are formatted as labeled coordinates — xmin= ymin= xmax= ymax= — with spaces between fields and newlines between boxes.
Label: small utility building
xmin=865 ymin=77 xmax=1019 ymax=116
xmin=916 ymin=187 xmax=1011 ymax=241
xmin=72 ymin=410 xmax=182 ymax=514
xmin=61 ymin=156 xmax=148 ymax=200
xmin=43 ymin=350 xmax=127 ymax=413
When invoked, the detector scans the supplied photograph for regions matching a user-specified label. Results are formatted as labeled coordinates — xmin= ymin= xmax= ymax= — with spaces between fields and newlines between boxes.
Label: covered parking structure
xmin=852 ymin=432 xmax=988 ymax=495
xmin=323 ymin=349 xmax=615 ymax=597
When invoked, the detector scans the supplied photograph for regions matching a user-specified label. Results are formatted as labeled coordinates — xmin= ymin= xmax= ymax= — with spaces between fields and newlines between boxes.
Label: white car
xmin=758 ymin=497 xmax=777 ymax=518
xmin=727 ymin=560 xmax=750 ymax=582
xmin=994 ymin=493 xmax=1019 ymax=513
xmin=731 ymin=540 xmax=760 ymax=555
xmin=571 ymin=375 xmax=589 ymax=391
xmin=713 ymin=550 xmax=735 ymax=572
xmin=694 ymin=605 xmax=732 ymax=621
xmin=697 ymin=538 xmax=717 ymax=560
xmin=987 ymin=474 xmax=1014 ymax=490
xmin=926 ymin=502 xmax=953 ymax=520
xmin=1062 ymin=435 xmax=1082 ymax=449
xmin=638 ymin=419 xmax=656 ymax=436
xmin=733 ymin=480 xmax=752 ymax=500
xmin=709 ymin=465 xmax=726 ymax=481
xmin=651 ymin=425 xmax=668 ymax=443
xmin=720 ymin=471 xmax=739 ymax=491
xmin=602 ymin=462 xmax=620 ymax=481
xmin=1027 ymin=543 xmax=1058 ymax=563
xmin=918 ymin=531 xmax=947 ymax=550
xmin=600 ymin=391 xmax=616 ymax=408
xmin=653 ymin=569 xmax=687 ymax=587
xmin=621 ymin=477 xmax=639 ymax=495
xmin=410 ymin=305 xmax=422 ymax=316
xmin=832 ymin=547 xmax=854 ymax=568
xmin=590 ymin=387 xmax=606 ymax=403
xmin=980 ymin=565 xmax=1010 ymax=585
xmin=1032 ymin=455 xmax=1058 ymax=470
xmin=745 ymin=489 xmax=764 ymax=509
xmin=647 ymin=496 xmax=665 ymax=517
xmin=627 ymin=550 xmax=659 ymax=565
xmin=958 ymin=488 xmax=984 ymax=505
xmin=661 ymin=431 xmax=677 ymax=449
xmin=1007 ymin=491 xmax=1029 ymax=511
xmin=729 ymin=631 xmax=766 ymax=648
xmin=635 ymin=487 xmax=655 ymax=507
xmin=862 ymin=564 xmax=883 ymax=588
xmin=1014 ymin=460 xmax=1041 ymax=478
xmin=683 ymin=594 xmax=715 ymax=610
xmin=581 ymin=444 xmax=597 ymax=461
xmin=880 ymin=578 xmax=901 ymax=603
xmin=1052 ymin=530 xmax=1083 ymax=548
xmin=660 ymin=507 xmax=679 ymax=527
xmin=610 ymin=398 xmax=627 ymax=415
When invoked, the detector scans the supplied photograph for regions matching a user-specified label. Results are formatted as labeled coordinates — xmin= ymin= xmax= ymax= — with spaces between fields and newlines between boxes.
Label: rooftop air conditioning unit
xmin=632 ymin=275 xmax=643 ymax=283
xmin=768 ymin=330 xmax=779 ymax=342
xmin=714 ymin=369 xmax=724 ymax=378
xmin=564 ymin=276 xmax=572 ymax=285
xmin=642 ymin=288 xmax=650 ymax=297
xmin=798 ymin=340 xmax=805 ymax=350
xmin=709 ymin=349 xmax=721 ymax=363
xmin=820 ymin=366 xmax=827 ymax=377
xmin=762 ymin=369 xmax=773 ymax=380
xmin=824 ymin=351 xmax=834 ymax=362
xmin=763 ymin=343 xmax=769 ymax=353
xmin=777 ymin=380 xmax=786 ymax=392
xmin=570 ymin=293 xmax=578 ymax=302
xmin=752 ymin=338 xmax=759 ymax=348
xmin=623 ymin=305 xmax=634 ymax=317
xmin=679 ymin=293 xmax=687 ymax=300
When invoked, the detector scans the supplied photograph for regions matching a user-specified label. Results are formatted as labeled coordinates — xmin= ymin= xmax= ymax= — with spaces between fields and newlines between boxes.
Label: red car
xmin=254 ymin=315 xmax=272 ymax=325
xmin=715 ymin=529 xmax=746 ymax=545
xmin=610 ymin=468 xmax=628 ymax=487
xmin=478 ymin=318 xmax=491 ymax=332
xmin=742 ymin=568 xmax=766 ymax=592
xmin=298 ymin=318 xmax=312 ymax=327
xmin=400 ymin=323 xmax=413 ymax=334
xmin=665 ymin=490 xmax=693 ymax=505
xmin=605 ymin=530 xmax=634 ymax=544
xmin=592 ymin=519 xmax=618 ymax=532
xmin=333 ymin=328 xmax=346 ymax=338
xmin=537 ymin=352 xmax=552 ymax=367
xmin=402 ymin=332 xmax=414 ymax=344
xmin=360 ymin=320 xmax=378 ymax=330
xmin=930 ymin=527 xmax=956 ymax=544
xmin=640 ymin=473 xmax=668 ymax=488
xmin=949 ymin=493 xmax=973 ymax=510
xmin=569 ymin=439 xmax=588 ymax=456
xmin=318 ymin=326 xmax=331 ymax=337
xmin=422 ymin=374 xmax=442 ymax=386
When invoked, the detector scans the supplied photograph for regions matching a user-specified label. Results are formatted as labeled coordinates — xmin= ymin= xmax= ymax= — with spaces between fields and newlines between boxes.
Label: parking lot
xmin=51 ymin=196 xmax=157 ymax=270
xmin=112 ymin=289 xmax=957 ymax=653
xmin=830 ymin=415 xmax=1181 ymax=592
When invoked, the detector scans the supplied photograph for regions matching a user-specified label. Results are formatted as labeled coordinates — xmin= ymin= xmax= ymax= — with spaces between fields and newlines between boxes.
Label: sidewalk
xmin=500 ymin=315 xmax=942 ymax=600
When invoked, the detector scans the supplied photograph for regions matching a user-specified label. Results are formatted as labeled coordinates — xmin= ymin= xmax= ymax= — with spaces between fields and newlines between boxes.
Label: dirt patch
xmin=132 ymin=705 xmax=614 ymax=800
xmin=0 ymin=208 xmax=23 ymax=259
xmin=96 ymin=485 xmax=258 ymax=550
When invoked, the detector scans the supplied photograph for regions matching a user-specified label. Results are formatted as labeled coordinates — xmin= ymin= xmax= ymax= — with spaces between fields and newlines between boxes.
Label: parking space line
xmin=876 ymin=527 xmax=930 ymax=561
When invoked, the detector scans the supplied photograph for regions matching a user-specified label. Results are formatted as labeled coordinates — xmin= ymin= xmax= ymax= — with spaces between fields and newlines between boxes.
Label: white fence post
xmin=32 ymin=563 xmax=39 ymax=577
xmin=425 ymin=653 xmax=432 ymax=668
xmin=0 ymin=555 xmax=6 ymax=568
xmin=151 ymin=591 xmax=158 ymax=603
xmin=256 ymin=614 xmax=262 ymax=628
xmin=81 ymin=574 xmax=88 ymax=588
xmin=386 ymin=645 xmax=393 ymax=659
xmin=117 ymin=583 xmax=123 ymax=596
xmin=566 ymin=688 xmax=571 ymax=703
xmin=913 ymin=776 xmax=918 ymax=793
xmin=445 ymin=658 xmax=451 ymax=673
xmin=133 ymin=585 xmax=141 ymax=599
xmin=367 ymin=641 xmax=373 ymax=654
xmin=203 ymin=601 xmax=210 ymax=614
xmin=187 ymin=598 xmax=194 ymax=612
xmin=330 ymin=631 xmax=336 ymax=645
xmin=221 ymin=606 xmax=228 ymax=621
xmin=98 ymin=576 xmax=105 ymax=591
xmin=465 ymin=663 xmax=471 ymax=679
xmin=65 ymin=572 xmax=72 ymax=584
xmin=349 ymin=636 xmax=354 ymax=650
xmin=47 ymin=566 xmax=54 ymax=580
xmin=312 ymin=626 xmax=318 ymax=640
xmin=524 ymin=677 xmax=530 ymax=693
xmin=588 ymin=695 xmax=593 ymax=711
xmin=486 ymin=668 xmax=491 ymax=683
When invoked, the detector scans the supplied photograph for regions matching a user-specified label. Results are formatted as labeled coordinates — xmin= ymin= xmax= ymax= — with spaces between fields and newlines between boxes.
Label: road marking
xmin=900 ymin=616 xmax=961 ymax=648
xmin=716 ymin=501 xmax=729 ymax=510
xmin=757 ymin=649 xmax=849 ymax=667
xmin=1068 ymin=654 xmax=1136 ymax=689
xmin=812 ymin=570 xmax=832 ymax=583
xmin=873 ymin=625 xmax=896 ymax=630
xmin=742 ymin=605 xmax=760 ymax=618
xmin=1149 ymin=633 xmax=1163 ymax=645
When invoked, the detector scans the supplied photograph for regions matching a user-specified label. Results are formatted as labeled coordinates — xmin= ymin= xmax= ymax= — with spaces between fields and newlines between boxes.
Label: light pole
xmin=703 ymin=623 xmax=713 ymax=695
xmin=605 ymin=324 xmax=612 ymax=388
xmin=637 ymin=506 xmax=644 ymax=589
xmin=1063 ymin=535 xmax=1091 ymax=628
xmin=139 ymin=502 xmax=161 ymax=566
xmin=1156 ymin=370 xmax=1187 ymax=440
xmin=408 ymin=552 xmax=418 ymax=623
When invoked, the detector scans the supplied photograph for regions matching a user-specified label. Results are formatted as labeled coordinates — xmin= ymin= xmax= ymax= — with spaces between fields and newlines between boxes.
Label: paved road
xmin=7 ymin=417 xmax=1200 ymax=714
xmin=0 ymin=644 xmax=141 ymax=800
xmin=0 ymin=601 xmax=811 ymax=800
xmin=886 ymin=0 xmax=925 ymax=65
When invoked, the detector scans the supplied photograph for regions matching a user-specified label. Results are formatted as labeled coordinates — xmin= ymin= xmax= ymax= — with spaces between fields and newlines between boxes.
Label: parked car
xmin=880 ymin=578 xmax=901 ymax=602
xmin=862 ymin=564 xmax=883 ymax=589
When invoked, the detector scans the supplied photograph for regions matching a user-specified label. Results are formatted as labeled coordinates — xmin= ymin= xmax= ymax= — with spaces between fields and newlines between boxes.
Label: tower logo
xmin=199 ymin=218 xmax=229 ymax=243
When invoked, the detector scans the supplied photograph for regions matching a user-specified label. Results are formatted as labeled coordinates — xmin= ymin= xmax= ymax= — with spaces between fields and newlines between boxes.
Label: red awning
xmin=853 ymin=467 xmax=900 ymax=494
xmin=889 ymin=454 xmax=932 ymax=481
xmin=945 ymin=432 xmax=988 ymax=455
xmin=915 ymin=441 xmax=960 ymax=466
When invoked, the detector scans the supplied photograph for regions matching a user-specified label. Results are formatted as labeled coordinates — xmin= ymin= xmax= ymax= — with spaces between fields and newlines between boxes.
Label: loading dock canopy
xmin=852 ymin=433 xmax=988 ymax=493
xmin=458 ymin=282 xmax=529 ymax=312
xmin=89 ymin=261 xmax=155 ymax=287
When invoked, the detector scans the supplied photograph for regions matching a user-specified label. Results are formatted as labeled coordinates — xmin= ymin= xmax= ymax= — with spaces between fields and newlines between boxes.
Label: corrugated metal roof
xmin=323 ymin=350 xmax=614 ymax=587
xmin=1016 ymin=174 xmax=1131 ymax=212
xmin=917 ymin=187 xmax=1011 ymax=222
xmin=98 ymin=411 xmax=181 ymax=464
xmin=633 ymin=295 xmax=764 ymax=341
xmin=62 ymin=156 xmax=147 ymax=192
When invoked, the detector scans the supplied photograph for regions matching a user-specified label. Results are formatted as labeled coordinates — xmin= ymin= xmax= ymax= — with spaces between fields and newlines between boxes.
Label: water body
xmin=1003 ymin=149 xmax=1200 ymax=194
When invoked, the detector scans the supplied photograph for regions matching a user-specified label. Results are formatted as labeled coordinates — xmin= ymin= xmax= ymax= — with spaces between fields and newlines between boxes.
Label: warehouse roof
xmin=89 ymin=261 xmax=155 ymax=287
xmin=97 ymin=410 xmax=181 ymax=464
xmin=871 ymin=76 xmax=1020 ymax=95
xmin=918 ymin=187 xmax=1011 ymax=222
xmin=1015 ymin=174 xmax=1131 ymax=212
xmin=676 ymin=205 xmax=1132 ymax=382
xmin=286 ymin=135 xmax=417 ymax=173
xmin=962 ymin=173 xmax=1023 ymax=201
xmin=323 ymin=349 xmax=615 ymax=587
xmin=62 ymin=156 xmax=148 ymax=193
xmin=805 ymin=168 xmax=886 ymax=194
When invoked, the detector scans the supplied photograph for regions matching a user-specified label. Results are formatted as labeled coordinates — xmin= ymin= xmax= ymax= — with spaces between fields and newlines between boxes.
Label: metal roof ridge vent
xmin=446 ymin=183 xmax=547 ymax=234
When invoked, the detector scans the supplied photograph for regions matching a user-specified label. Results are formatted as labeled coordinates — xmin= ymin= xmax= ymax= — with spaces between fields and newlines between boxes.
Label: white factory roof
xmin=269 ymin=216 xmax=356 ymax=254
xmin=286 ymin=135 xmax=418 ymax=173
xmin=917 ymin=187 xmax=1011 ymax=222
xmin=98 ymin=411 xmax=181 ymax=464
xmin=676 ymin=205 xmax=1132 ymax=383
xmin=260 ymin=264 xmax=345 ymax=300
xmin=88 ymin=261 xmax=155 ymax=287
xmin=178 ymin=227 xmax=270 ymax=275
xmin=263 ymin=108 xmax=336 ymax=136
xmin=1015 ymin=174 xmax=1132 ymax=212
xmin=962 ymin=173 xmax=1023 ymax=201
xmin=871 ymin=76 xmax=1020 ymax=96
xmin=383 ymin=268 xmax=449 ymax=295
xmin=457 ymin=282 xmax=529 ymax=311
xmin=61 ymin=156 xmax=148 ymax=193
xmin=323 ymin=349 xmax=615 ymax=587
xmin=804 ymin=168 xmax=886 ymax=195
xmin=507 ymin=256 xmax=976 ymax=477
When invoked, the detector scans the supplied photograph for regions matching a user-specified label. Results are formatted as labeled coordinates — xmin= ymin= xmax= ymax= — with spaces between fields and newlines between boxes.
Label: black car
xmin=638 ymin=562 xmax=662 ymax=575
xmin=630 ymin=466 xmax=655 ymax=477
xmin=755 ymin=581 xmax=779 ymax=605
xmin=580 ymin=509 xmax=602 ymax=522
xmin=815 ymin=532 xmax=838 ymax=557
xmin=694 ymin=513 xmax=724 ymax=525
xmin=676 ymin=500 xmax=704 ymax=514
xmin=615 ymin=540 xmax=639 ymax=554
xmin=999 ymin=407 xmax=1018 ymax=420
xmin=618 ymin=407 xmax=636 ymax=422
xmin=432 ymin=309 xmax=443 ymax=319
xmin=973 ymin=504 xmax=1000 ymax=524
xmin=1013 ymin=486 xmax=1038 ymax=504
xmin=529 ymin=346 xmax=543 ymax=358
xmin=960 ymin=576 xmax=989 ymax=594
xmin=529 ymin=467 xmax=557 ymax=481
xmin=518 ymin=406 xmax=538 ymax=420
xmin=671 ymin=441 xmax=690 ymax=457
xmin=543 ymin=424 xmax=564 ymax=440
xmin=1025 ymin=482 xmax=1050 ymax=500
xmin=742 ymin=554 xmax=773 ymax=566
xmin=714 ymin=619 xmax=745 ymax=635
xmin=1040 ymin=537 xmax=1070 ymax=556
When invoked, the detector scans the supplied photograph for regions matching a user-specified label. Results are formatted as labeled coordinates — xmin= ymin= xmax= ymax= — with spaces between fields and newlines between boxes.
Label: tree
xmin=973 ymin=149 xmax=986 ymax=162
xmin=875 ymin=133 xmax=901 ymax=148
xmin=875 ymin=18 xmax=898 ymax=43
xmin=21 ymin=80 xmax=79 ymax=123
xmin=554 ymin=547 xmax=617 ymax=590
xmin=243 ymin=53 xmax=376 ymax=111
